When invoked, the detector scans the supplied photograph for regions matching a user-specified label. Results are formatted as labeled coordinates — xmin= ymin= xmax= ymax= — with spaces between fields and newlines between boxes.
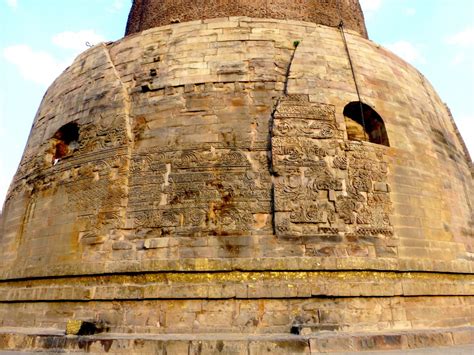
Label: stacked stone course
xmin=0 ymin=1 xmax=473 ymax=353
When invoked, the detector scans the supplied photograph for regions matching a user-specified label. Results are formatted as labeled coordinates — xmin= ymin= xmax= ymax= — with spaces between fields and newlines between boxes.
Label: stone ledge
xmin=1 ymin=257 xmax=473 ymax=281
xmin=0 ymin=271 xmax=473 ymax=302
xmin=0 ymin=327 xmax=472 ymax=353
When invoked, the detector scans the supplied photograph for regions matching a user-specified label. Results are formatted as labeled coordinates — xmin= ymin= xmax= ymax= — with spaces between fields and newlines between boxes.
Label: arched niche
xmin=51 ymin=122 xmax=80 ymax=164
xmin=343 ymin=102 xmax=390 ymax=146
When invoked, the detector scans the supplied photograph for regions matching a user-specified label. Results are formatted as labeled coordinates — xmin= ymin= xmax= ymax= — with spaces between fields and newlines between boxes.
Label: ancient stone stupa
xmin=1 ymin=0 xmax=473 ymax=353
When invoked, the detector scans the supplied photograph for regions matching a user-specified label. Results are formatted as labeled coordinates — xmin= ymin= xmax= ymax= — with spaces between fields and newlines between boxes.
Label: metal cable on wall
xmin=339 ymin=20 xmax=368 ymax=141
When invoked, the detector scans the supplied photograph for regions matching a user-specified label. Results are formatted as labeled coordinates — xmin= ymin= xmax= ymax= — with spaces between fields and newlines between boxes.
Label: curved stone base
xmin=1 ymin=271 xmax=473 ymax=301
xmin=2 ymin=18 xmax=472 ymax=283
xmin=1 ymin=327 xmax=473 ymax=354
xmin=1 ymin=296 xmax=472 ymax=336
xmin=1 ymin=17 xmax=472 ymax=354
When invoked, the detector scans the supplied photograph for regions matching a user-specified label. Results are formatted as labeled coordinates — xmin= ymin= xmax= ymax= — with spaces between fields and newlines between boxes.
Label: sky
xmin=0 ymin=0 xmax=473 ymax=209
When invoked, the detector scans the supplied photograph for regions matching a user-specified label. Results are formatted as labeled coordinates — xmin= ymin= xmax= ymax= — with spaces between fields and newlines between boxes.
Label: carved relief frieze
xmin=275 ymin=99 xmax=336 ymax=121
xmin=272 ymin=96 xmax=393 ymax=248
xmin=79 ymin=117 xmax=129 ymax=152
xmin=333 ymin=156 xmax=348 ymax=170
xmin=273 ymin=119 xmax=341 ymax=139
xmin=128 ymin=146 xmax=269 ymax=237
xmin=272 ymin=137 xmax=335 ymax=172
xmin=173 ymin=150 xmax=251 ymax=170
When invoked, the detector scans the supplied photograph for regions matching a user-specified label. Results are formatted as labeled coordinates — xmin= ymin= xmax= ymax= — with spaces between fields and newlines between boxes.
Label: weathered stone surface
xmin=126 ymin=0 xmax=368 ymax=38
xmin=1 ymin=19 xmax=471 ymax=279
xmin=0 ymin=327 xmax=473 ymax=353
xmin=2 ymin=271 xmax=471 ymax=302
xmin=0 ymin=5 xmax=472 ymax=353
xmin=1 ymin=297 xmax=472 ymax=335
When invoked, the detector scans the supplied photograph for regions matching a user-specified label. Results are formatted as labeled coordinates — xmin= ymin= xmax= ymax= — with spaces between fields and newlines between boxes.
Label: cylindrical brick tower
xmin=126 ymin=0 xmax=369 ymax=38
xmin=0 ymin=0 xmax=473 ymax=353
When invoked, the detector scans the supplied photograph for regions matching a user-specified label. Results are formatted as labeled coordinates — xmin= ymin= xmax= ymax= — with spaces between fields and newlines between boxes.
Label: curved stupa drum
xmin=0 ymin=0 xmax=473 ymax=352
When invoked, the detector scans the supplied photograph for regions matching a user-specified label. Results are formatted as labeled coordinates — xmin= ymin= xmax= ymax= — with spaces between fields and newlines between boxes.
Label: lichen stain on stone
xmin=66 ymin=320 xmax=83 ymax=335
xmin=1 ymin=271 xmax=471 ymax=292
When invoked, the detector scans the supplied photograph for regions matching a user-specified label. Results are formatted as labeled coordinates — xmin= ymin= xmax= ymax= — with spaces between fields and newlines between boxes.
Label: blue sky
xmin=0 ymin=0 xmax=473 ymax=208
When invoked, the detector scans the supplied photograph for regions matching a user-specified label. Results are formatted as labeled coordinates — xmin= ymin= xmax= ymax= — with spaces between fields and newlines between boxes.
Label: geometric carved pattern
xmin=272 ymin=95 xmax=393 ymax=246
xmin=128 ymin=147 xmax=270 ymax=236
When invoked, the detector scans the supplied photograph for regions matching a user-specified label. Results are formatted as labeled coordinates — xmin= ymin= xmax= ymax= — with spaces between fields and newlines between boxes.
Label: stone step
xmin=0 ymin=326 xmax=472 ymax=353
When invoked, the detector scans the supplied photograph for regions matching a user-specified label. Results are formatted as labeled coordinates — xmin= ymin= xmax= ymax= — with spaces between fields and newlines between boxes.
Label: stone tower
xmin=125 ymin=0 xmax=369 ymax=38
xmin=0 ymin=0 xmax=473 ymax=353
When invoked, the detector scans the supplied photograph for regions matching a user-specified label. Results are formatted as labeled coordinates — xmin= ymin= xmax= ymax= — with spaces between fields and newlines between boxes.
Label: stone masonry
xmin=0 ymin=1 xmax=473 ymax=353
xmin=126 ymin=0 xmax=369 ymax=38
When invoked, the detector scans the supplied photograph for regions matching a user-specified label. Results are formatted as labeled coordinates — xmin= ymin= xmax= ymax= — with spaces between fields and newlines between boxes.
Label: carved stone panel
xmin=128 ymin=147 xmax=272 ymax=237
xmin=272 ymin=95 xmax=393 ymax=254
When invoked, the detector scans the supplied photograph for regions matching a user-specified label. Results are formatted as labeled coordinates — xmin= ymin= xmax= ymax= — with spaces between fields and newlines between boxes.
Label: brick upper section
xmin=125 ymin=0 xmax=368 ymax=38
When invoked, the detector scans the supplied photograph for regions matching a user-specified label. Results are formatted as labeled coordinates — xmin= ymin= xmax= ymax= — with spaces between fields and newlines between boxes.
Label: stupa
xmin=0 ymin=0 xmax=473 ymax=353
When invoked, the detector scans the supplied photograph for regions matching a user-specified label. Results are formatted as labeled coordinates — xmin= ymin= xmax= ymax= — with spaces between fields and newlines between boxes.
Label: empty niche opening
xmin=51 ymin=122 xmax=80 ymax=165
xmin=343 ymin=102 xmax=390 ymax=146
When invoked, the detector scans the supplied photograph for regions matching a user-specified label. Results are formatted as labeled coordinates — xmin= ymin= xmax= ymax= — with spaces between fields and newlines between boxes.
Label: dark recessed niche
xmin=343 ymin=102 xmax=390 ymax=147
xmin=51 ymin=122 xmax=80 ymax=164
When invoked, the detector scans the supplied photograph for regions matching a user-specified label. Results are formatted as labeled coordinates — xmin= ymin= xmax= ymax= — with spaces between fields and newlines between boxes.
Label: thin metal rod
xmin=339 ymin=21 xmax=368 ymax=140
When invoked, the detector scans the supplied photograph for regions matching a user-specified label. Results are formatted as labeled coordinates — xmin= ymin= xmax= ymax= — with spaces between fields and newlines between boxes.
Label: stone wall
xmin=1 ymin=271 xmax=472 ymax=302
xmin=0 ymin=18 xmax=472 ymax=351
xmin=1 ymin=18 xmax=471 ymax=280
xmin=125 ymin=0 xmax=369 ymax=38
xmin=1 ymin=296 xmax=473 ymax=334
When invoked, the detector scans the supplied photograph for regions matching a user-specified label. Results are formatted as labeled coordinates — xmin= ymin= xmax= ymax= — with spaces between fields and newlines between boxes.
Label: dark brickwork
xmin=125 ymin=0 xmax=368 ymax=38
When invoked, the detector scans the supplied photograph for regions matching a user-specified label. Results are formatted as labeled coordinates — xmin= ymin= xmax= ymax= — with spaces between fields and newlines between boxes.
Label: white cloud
xmin=108 ymin=0 xmax=125 ymax=13
xmin=52 ymin=30 xmax=105 ymax=52
xmin=3 ymin=29 xmax=105 ymax=87
xmin=6 ymin=0 xmax=17 ymax=8
xmin=445 ymin=27 xmax=474 ymax=47
xmin=451 ymin=52 xmax=466 ymax=65
xmin=385 ymin=41 xmax=426 ymax=65
xmin=405 ymin=8 xmax=416 ymax=16
xmin=445 ymin=27 xmax=474 ymax=70
xmin=0 ymin=104 xmax=4 ymax=138
xmin=0 ymin=159 xmax=13 ymax=212
xmin=0 ymin=107 xmax=6 ymax=210
xmin=455 ymin=114 xmax=474 ymax=157
xmin=360 ymin=0 xmax=382 ymax=14
xmin=3 ymin=45 xmax=68 ymax=86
